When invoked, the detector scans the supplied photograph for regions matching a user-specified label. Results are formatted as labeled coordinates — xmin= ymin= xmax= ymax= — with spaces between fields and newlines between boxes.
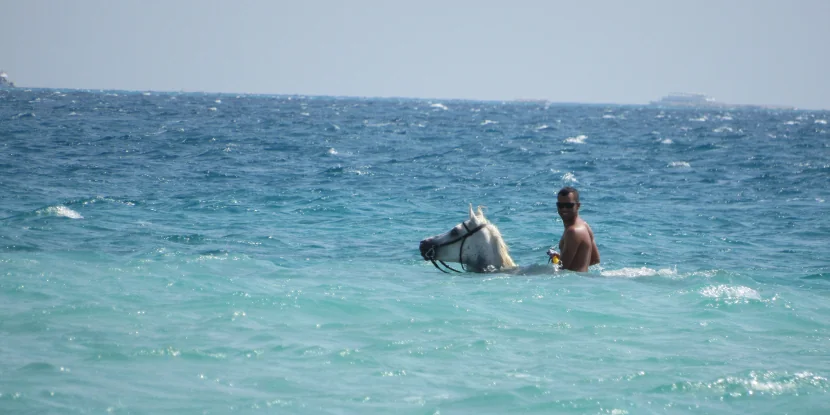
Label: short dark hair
xmin=558 ymin=186 xmax=579 ymax=203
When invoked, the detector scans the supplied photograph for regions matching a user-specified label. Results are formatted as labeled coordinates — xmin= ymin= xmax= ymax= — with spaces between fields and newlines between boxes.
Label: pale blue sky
xmin=2 ymin=0 xmax=829 ymax=108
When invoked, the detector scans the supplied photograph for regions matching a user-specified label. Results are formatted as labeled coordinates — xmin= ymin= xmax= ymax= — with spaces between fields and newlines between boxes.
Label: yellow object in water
xmin=552 ymin=256 xmax=560 ymax=265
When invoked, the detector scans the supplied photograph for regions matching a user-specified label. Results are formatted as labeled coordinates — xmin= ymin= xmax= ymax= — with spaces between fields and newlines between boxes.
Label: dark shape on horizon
xmin=0 ymin=70 xmax=16 ymax=88
xmin=650 ymin=92 xmax=794 ymax=110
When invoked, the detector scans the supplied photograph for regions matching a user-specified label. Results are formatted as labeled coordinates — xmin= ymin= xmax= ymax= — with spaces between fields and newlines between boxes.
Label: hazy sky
xmin=2 ymin=0 xmax=829 ymax=109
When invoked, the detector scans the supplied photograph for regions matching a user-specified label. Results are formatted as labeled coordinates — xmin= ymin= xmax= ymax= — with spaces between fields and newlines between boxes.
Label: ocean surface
xmin=1 ymin=88 xmax=829 ymax=414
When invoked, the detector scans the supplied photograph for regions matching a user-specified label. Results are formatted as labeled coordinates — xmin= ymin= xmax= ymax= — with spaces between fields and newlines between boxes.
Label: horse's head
xmin=419 ymin=204 xmax=516 ymax=273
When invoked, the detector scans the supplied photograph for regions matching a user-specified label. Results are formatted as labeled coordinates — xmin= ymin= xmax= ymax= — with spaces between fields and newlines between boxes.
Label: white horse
xmin=419 ymin=205 xmax=517 ymax=273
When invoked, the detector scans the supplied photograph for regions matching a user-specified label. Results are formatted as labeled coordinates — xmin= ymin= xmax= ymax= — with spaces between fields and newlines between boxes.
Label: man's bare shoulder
xmin=584 ymin=222 xmax=595 ymax=238
xmin=563 ymin=224 xmax=591 ymax=240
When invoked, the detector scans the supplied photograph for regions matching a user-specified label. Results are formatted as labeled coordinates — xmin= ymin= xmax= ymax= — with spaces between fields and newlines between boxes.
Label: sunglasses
xmin=556 ymin=202 xmax=577 ymax=209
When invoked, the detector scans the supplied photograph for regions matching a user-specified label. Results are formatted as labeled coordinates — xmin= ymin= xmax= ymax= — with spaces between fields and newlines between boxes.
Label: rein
xmin=424 ymin=222 xmax=488 ymax=273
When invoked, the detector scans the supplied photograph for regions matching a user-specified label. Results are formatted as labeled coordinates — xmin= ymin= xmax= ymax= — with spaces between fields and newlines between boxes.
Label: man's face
xmin=557 ymin=193 xmax=579 ymax=222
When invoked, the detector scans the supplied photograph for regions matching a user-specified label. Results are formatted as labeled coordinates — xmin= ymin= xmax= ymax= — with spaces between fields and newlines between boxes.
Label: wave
xmin=4 ymin=197 xmax=137 ymax=222
xmin=699 ymin=284 xmax=762 ymax=303
xmin=37 ymin=205 xmax=83 ymax=219
xmin=601 ymin=267 xmax=677 ymax=278
xmin=564 ymin=134 xmax=587 ymax=144
xmin=801 ymin=273 xmax=829 ymax=280
xmin=164 ymin=234 xmax=208 ymax=245
xmin=653 ymin=370 xmax=828 ymax=397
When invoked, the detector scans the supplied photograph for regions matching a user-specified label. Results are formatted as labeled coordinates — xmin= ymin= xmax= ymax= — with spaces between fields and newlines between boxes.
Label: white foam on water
xmin=327 ymin=148 xmax=338 ymax=155
xmin=81 ymin=196 xmax=135 ymax=207
xmin=690 ymin=116 xmax=708 ymax=122
xmin=564 ymin=134 xmax=587 ymax=144
xmin=713 ymin=126 xmax=733 ymax=133
xmin=668 ymin=161 xmax=691 ymax=168
xmin=601 ymin=267 xmax=677 ymax=278
xmin=661 ymin=138 xmax=673 ymax=144
xmin=562 ymin=172 xmax=577 ymax=183
xmin=481 ymin=120 xmax=498 ymax=125
xmin=40 ymin=205 xmax=83 ymax=219
xmin=699 ymin=284 xmax=761 ymax=301
xmin=815 ymin=119 xmax=827 ymax=125
xmin=430 ymin=103 xmax=448 ymax=110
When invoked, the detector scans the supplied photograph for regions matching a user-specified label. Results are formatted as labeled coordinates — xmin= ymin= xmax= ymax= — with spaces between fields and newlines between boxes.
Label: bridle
xmin=423 ymin=221 xmax=488 ymax=273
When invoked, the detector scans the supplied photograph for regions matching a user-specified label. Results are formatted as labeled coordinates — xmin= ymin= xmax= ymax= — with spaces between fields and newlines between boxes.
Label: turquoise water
xmin=1 ymin=89 xmax=829 ymax=414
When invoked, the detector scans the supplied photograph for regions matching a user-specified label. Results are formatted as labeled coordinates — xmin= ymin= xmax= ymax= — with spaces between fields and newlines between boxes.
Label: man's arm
xmin=560 ymin=227 xmax=593 ymax=272
xmin=587 ymin=226 xmax=600 ymax=266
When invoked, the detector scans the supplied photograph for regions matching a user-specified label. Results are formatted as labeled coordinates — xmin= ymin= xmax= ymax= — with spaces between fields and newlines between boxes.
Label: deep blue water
xmin=1 ymin=88 xmax=829 ymax=414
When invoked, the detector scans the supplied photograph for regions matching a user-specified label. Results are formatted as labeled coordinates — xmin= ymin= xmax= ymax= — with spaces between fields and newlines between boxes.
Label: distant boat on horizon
xmin=649 ymin=92 xmax=721 ymax=107
xmin=650 ymin=92 xmax=795 ymax=110
xmin=513 ymin=98 xmax=549 ymax=104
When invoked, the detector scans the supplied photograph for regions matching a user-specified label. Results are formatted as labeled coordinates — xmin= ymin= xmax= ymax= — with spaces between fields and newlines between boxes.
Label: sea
xmin=1 ymin=88 xmax=829 ymax=414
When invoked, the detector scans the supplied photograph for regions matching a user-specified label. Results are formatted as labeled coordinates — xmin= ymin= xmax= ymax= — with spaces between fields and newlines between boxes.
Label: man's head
xmin=557 ymin=186 xmax=580 ymax=222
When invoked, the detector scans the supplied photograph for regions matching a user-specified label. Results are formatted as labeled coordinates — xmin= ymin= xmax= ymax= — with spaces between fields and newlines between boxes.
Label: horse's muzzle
xmin=419 ymin=239 xmax=434 ymax=260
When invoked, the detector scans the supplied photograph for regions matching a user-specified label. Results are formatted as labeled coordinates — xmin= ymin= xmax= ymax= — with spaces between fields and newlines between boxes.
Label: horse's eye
xmin=450 ymin=228 xmax=459 ymax=237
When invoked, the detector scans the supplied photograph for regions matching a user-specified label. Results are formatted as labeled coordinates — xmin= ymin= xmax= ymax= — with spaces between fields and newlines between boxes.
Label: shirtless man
xmin=548 ymin=186 xmax=600 ymax=272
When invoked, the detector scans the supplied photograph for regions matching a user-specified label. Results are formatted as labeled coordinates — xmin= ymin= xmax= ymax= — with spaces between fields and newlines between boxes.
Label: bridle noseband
xmin=423 ymin=221 xmax=488 ymax=273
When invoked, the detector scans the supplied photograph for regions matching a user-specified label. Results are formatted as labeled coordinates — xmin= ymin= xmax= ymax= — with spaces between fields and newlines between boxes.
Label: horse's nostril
xmin=419 ymin=240 xmax=432 ymax=258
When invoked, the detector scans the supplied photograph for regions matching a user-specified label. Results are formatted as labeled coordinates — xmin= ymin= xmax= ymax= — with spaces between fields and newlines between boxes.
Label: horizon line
xmin=2 ymin=84 xmax=818 ymax=111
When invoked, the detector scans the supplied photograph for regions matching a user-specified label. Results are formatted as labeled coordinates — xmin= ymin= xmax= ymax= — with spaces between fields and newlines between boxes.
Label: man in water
xmin=548 ymin=186 xmax=600 ymax=272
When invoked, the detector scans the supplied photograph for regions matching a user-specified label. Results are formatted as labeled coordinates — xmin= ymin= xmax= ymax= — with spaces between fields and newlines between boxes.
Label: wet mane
xmin=476 ymin=207 xmax=516 ymax=269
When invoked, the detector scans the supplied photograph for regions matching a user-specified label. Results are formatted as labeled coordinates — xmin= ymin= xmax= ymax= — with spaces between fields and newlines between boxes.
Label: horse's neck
xmin=463 ymin=226 xmax=513 ymax=272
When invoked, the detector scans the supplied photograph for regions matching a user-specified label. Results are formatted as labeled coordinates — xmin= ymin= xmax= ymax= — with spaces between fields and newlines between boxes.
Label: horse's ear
xmin=476 ymin=206 xmax=484 ymax=219
xmin=468 ymin=203 xmax=475 ymax=219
